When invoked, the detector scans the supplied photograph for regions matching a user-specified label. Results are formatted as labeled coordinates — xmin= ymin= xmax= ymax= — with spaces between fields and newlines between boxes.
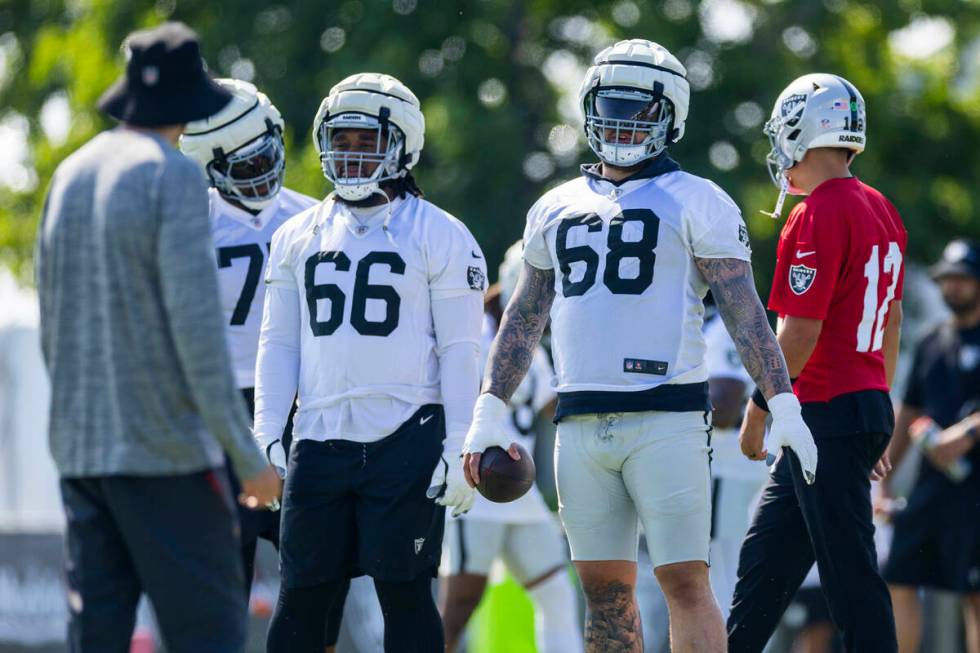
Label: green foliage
xmin=3 ymin=0 xmax=980 ymax=288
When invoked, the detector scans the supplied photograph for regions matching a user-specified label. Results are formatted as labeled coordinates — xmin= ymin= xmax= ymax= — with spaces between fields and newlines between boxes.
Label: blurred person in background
xmin=701 ymin=295 xmax=770 ymax=620
xmin=883 ymin=239 xmax=980 ymax=653
xmin=180 ymin=78 xmax=385 ymax=652
xmin=34 ymin=22 xmax=280 ymax=652
xmin=180 ymin=76 xmax=313 ymax=599
xmin=440 ymin=241 xmax=583 ymax=653
xmin=730 ymin=73 xmax=904 ymax=652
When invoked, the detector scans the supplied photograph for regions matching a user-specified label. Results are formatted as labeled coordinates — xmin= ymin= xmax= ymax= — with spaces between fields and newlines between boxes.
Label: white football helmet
xmin=762 ymin=73 xmax=866 ymax=218
xmin=578 ymin=39 xmax=690 ymax=167
xmin=312 ymin=73 xmax=425 ymax=202
xmin=180 ymin=79 xmax=285 ymax=211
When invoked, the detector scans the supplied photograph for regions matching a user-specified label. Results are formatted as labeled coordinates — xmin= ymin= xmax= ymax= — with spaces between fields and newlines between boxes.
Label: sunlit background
xmin=1 ymin=0 xmax=979 ymax=651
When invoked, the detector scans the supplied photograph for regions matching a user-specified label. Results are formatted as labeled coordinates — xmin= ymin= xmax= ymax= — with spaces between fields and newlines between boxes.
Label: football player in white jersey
xmin=181 ymin=78 xmax=313 ymax=584
xmin=701 ymin=299 xmax=769 ymax=622
xmin=255 ymin=73 xmax=486 ymax=653
xmin=180 ymin=79 xmax=383 ymax=653
xmin=440 ymin=241 xmax=583 ymax=653
xmin=461 ymin=39 xmax=818 ymax=653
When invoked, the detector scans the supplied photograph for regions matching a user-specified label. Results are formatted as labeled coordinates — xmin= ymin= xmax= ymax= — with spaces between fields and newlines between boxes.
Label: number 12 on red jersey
xmin=857 ymin=242 xmax=902 ymax=353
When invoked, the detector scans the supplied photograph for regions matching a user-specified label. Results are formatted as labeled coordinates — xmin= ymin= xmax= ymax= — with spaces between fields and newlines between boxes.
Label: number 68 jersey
xmin=263 ymin=195 xmax=486 ymax=442
xmin=522 ymin=159 xmax=751 ymax=420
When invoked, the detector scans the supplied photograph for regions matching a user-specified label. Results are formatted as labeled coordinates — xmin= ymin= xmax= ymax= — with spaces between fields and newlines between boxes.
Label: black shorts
xmin=883 ymin=477 xmax=980 ymax=593
xmin=279 ymin=404 xmax=446 ymax=587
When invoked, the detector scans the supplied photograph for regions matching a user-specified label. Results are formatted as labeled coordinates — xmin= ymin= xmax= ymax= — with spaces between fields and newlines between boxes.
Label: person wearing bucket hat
xmin=35 ymin=21 xmax=281 ymax=652
xmin=97 ymin=21 xmax=233 ymax=127
xmin=883 ymin=238 xmax=980 ymax=652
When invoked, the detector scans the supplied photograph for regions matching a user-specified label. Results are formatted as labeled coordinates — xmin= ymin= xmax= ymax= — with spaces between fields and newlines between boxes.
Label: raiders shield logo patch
xmin=789 ymin=264 xmax=816 ymax=295
xmin=467 ymin=266 xmax=486 ymax=291
xmin=738 ymin=224 xmax=751 ymax=251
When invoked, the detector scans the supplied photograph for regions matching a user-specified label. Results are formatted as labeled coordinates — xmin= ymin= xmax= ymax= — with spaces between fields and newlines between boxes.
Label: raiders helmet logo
xmin=780 ymin=93 xmax=808 ymax=126
xmin=467 ymin=266 xmax=486 ymax=291
xmin=789 ymin=264 xmax=817 ymax=295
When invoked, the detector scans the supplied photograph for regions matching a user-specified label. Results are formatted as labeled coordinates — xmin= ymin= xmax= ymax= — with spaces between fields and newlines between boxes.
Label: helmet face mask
xmin=760 ymin=73 xmax=867 ymax=218
xmin=584 ymin=87 xmax=674 ymax=167
xmin=208 ymin=128 xmax=285 ymax=210
xmin=577 ymin=40 xmax=690 ymax=170
xmin=180 ymin=79 xmax=287 ymax=212
xmin=318 ymin=113 xmax=405 ymax=202
xmin=311 ymin=73 xmax=425 ymax=204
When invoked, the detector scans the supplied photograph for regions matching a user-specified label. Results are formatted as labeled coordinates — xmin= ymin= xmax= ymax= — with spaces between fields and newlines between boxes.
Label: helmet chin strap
xmin=760 ymin=174 xmax=789 ymax=220
xmin=336 ymin=183 xmax=399 ymax=248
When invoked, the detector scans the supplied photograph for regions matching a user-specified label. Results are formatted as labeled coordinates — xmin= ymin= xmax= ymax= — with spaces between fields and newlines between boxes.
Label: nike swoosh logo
xmin=795 ymin=250 xmax=816 ymax=258
xmin=420 ymin=415 xmax=433 ymax=425
xmin=471 ymin=251 xmax=482 ymax=259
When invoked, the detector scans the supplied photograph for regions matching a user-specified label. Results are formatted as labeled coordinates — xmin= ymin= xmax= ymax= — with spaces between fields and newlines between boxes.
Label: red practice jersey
xmin=768 ymin=177 xmax=907 ymax=403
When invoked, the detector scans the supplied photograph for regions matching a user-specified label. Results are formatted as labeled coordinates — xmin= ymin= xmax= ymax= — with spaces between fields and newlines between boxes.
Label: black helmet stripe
xmin=594 ymin=59 xmax=687 ymax=80
xmin=183 ymin=98 xmax=261 ymax=137
xmin=834 ymin=75 xmax=859 ymax=133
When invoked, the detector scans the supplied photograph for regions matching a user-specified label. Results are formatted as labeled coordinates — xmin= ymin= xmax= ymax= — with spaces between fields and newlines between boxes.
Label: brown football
xmin=476 ymin=443 xmax=535 ymax=503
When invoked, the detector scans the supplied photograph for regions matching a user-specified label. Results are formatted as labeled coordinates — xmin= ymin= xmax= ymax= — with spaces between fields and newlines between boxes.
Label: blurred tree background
xmin=2 ymin=0 xmax=980 ymax=293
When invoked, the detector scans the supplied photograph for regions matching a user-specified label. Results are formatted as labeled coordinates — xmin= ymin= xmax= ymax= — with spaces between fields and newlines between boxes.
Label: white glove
xmin=462 ymin=394 xmax=514 ymax=459
xmin=427 ymin=438 xmax=474 ymax=518
xmin=767 ymin=393 xmax=818 ymax=484
xmin=265 ymin=439 xmax=287 ymax=479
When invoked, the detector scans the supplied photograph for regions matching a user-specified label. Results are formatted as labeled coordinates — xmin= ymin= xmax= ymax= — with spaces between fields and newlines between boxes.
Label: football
xmin=476 ymin=443 xmax=535 ymax=503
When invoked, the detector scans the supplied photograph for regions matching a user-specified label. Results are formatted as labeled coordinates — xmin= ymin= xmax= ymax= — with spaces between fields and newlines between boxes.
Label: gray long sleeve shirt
xmin=35 ymin=128 xmax=266 ymax=480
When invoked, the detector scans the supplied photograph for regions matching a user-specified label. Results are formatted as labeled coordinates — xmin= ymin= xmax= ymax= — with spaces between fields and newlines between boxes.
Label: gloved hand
xmin=427 ymin=439 xmax=474 ymax=518
xmin=767 ymin=392 xmax=818 ymax=484
xmin=265 ymin=439 xmax=287 ymax=479
xmin=462 ymin=393 xmax=520 ymax=487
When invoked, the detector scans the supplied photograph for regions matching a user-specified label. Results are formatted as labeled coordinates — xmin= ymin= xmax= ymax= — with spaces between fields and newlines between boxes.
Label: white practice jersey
xmin=262 ymin=195 xmax=487 ymax=442
xmin=703 ymin=316 xmax=767 ymax=483
xmin=463 ymin=314 xmax=555 ymax=524
xmin=210 ymin=188 xmax=317 ymax=388
xmin=523 ymin=160 xmax=751 ymax=419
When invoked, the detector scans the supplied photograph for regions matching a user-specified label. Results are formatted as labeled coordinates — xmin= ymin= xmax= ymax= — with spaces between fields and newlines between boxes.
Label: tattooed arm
xmin=695 ymin=257 xmax=792 ymax=399
xmin=463 ymin=262 xmax=555 ymax=486
xmin=483 ymin=262 xmax=557 ymax=401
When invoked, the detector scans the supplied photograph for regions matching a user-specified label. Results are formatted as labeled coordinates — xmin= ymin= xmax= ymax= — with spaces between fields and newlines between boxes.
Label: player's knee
xmin=655 ymin=561 xmax=713 ymax=609
xmin=581 ymin=576 xmax=636 ymax=614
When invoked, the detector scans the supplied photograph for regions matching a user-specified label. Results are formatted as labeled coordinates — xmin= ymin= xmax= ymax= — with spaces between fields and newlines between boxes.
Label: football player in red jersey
xmin=727 ymin=74 xmax=905 ymax=653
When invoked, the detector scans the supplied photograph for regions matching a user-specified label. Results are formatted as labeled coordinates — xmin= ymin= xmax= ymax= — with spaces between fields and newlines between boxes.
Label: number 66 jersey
xmin=255 ymin=195 xmax=486 ymax=444
xmin=522 ymin=157 xmax=751 ymax=420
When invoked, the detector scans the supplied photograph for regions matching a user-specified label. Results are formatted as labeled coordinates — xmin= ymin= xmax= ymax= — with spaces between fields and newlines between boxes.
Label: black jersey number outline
xmin=217 ymin=243 xmax=271 ymax=325
xmin=555 ymin=208 xmax=660 ymax=297
xmin=305 ymin=251 xmax=406 ymax=337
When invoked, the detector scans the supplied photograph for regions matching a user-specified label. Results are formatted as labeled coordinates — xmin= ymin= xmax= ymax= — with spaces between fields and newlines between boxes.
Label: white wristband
xmin=767 ymin=392 xmax=802 ymax=419
xmin=472 ymin=393 xmax=509 ymax=425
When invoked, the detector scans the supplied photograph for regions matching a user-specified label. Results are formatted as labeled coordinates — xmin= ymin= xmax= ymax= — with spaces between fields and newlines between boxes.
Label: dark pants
xmin=727 ymin=432 xmax=897 ymax=653
xmin=61 ymin=470 xmax=247 ymax=653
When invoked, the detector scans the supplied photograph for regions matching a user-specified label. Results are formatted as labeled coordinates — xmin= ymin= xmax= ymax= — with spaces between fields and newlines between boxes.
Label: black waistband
xmin=554 ymin=382 xmax=710 ymax=423
xmin=801 ymin=390 xmax=894 ymax=438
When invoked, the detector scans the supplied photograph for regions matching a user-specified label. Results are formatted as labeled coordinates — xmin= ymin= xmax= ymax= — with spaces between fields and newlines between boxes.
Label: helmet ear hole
xmin=787 ymin=129 xmax=801 ymax=141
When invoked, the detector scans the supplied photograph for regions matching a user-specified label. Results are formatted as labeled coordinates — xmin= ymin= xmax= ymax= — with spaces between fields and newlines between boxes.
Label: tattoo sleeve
xmin=583 ymin=580 xmax=643 ymax=653
xmin=695 ymin=257 xmax=792 ymax=399
xmin=484 ymin=262 xmax=556 ymax=401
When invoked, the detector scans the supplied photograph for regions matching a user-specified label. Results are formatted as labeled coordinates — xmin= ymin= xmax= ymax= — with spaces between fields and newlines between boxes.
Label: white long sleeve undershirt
xmin=253 ymin=284 xmax=300 ymax=453
xmin=253 ymin=285 xmax=483 ymax=451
